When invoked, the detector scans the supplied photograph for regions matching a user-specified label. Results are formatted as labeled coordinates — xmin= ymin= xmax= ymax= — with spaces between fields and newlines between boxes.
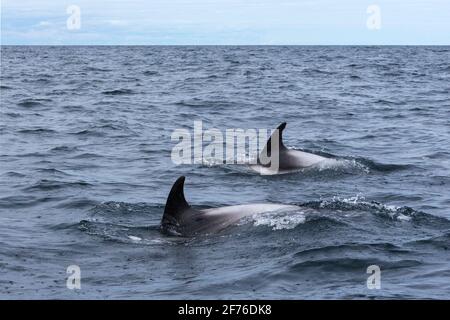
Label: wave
xmin=23 ymin=179 xmax=92 ymax=192
xmin=293 ymin=242 xmax=411 ymax=257
xmin=242 ymin=197 xmax=426 ymax=232
xmin=78 ymin=220 xmax=169 ymax=245
xmin=102 ymin=89 xmax=134 ymax=95
xmin=405 ymin=231 xmax=450 ymax=248
xmin=2 ymin=112 xmax=22 ymax=118
xmin=70 ymin=152 xmax=105 ymax=159
xmin=54 ymin=198 xmax=98 ymax=209
xmin=70 ymin=129 xmax=106 ymax=137
xmin=301 ymin=68 xmax=334 ymax=76
xmin=345 ymin=63 xmax=365 ymax=69
xmin=0 ymin=195 xmax=53 ymax=209
xmin=35 ymin=168 xmax=71 ymax=176
xmin=69 ymin=123 xmax=137 ymax=138
xmin=344 ymin=157 xmax=414 ymax=173
xmin=288 ymin=257 xmax=422 ymax=272
xmin=62 ymin=105 xmax=86 ymax=112
xmin=374 ymin=99 xmax=406 ymax=106
xmin=301 ymin=197 xmax=422 ymax=221
xmin=18 ymin=128 xmax=56 ymax=134
xmin=143 ymin=70 xmax=159 ymax=76
xmin=174 ymin=98 xmax=236 ymax=109
xmin=16 ymin=99 xmax=51 ymax=108
xmin=84 ymin=66 xmax=112 ymax=72
xmin=88 ymin=201 xmax=159 ymax=218
xmin=1 ymin=171 xmax=26 ymax=178
xmin=49 ymin=145 xmax=78 ymax=153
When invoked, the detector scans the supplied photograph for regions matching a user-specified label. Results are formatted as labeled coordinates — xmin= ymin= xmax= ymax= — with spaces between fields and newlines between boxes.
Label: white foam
xmin=319 ymin=195 xmax=412 ymax=221
xmin=127 ymin=235 xmax=142 ymax=241
xmin=317 ymin=158 xmax=370 ymax=173
xmin=251 ymin=210 xmax=306 ymax=230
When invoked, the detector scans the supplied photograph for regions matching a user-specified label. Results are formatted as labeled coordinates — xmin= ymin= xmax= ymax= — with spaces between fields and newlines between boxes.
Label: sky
xmin=1 ymin=0 xmax=449 ymax=45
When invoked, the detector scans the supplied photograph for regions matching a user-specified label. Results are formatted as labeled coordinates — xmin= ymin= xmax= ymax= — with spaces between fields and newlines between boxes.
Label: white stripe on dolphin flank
xmin=160 ymin=176 xmax=299 ymax=236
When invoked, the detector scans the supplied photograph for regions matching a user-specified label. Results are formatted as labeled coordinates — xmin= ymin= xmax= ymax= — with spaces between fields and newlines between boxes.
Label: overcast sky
xmin=1 ymin=0 xmax=449 ymax=45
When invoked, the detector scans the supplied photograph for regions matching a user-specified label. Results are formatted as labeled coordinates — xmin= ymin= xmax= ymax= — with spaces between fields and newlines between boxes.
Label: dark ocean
xmin=0 ymin=46 xmax=449 ymax=299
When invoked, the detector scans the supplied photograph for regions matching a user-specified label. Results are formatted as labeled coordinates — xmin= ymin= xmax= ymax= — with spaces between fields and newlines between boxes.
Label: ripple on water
xmin=102 ymin=89 xmax=135 ymax=95
xmin=16 ymin=98 xmax=52 ymax=108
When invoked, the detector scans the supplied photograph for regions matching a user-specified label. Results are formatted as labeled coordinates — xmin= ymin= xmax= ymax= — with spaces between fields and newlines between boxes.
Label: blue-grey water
xmin=1 ymin=46 xmax=449 ymax=299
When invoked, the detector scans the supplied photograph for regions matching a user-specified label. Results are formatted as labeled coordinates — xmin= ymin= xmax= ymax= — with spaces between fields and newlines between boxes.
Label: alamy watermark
xmin=66 ymin=5 xmax=81 ymax=30
xmin=366 ymin=5 xmax=382 ymax=30
xmin=171 ymin=121 xmax=281 ymax=171
xmin=66 ymin=265 xmax=81 ymax=290
xmin=367 ymin=265 xmax=381 ymax=289
xmin=63 ymin=5 xmax=379 ymax=33
xmin=62 ymin=5 xmax=379 ymax=32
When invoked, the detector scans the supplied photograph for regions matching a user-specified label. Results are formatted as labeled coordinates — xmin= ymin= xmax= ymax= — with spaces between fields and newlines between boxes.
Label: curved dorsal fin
xmin=162 ymin=176 xmax=190 ymax=223
xmin=264 ymin=122 xmax=287 ymax=155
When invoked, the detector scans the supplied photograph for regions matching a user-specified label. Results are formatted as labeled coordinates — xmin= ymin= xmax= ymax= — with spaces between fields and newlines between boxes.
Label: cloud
xmin=104 ymin=20 xmax=129 ymax=27
xmin=36 ymin=21 xmax=53 ymax=27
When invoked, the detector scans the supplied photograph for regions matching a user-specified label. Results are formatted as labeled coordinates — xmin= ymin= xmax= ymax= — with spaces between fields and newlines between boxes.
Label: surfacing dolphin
xmin=251 ymin=122 xmax=331 ymax=175
xmin=160 ymin=176 xmax=299 ymax=236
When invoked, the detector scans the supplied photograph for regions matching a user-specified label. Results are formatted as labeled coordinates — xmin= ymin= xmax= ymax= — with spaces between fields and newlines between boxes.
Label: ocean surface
xmin=1 ymin=46 xmax=449 ymax=299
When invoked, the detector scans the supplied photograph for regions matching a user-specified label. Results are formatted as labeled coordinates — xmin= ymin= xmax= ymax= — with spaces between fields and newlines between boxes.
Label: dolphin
xmin=251 ymin=122 xmax=330 ymax=174
xmin=160 ymin=176 xmax=299 ymax=236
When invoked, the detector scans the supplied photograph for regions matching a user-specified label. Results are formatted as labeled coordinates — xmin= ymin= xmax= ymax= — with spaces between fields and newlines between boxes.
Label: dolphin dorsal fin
xmin=163 ymin=176 xmax=190 ymax=223
xmin=264 ymin=122 xmax=287 ymax=155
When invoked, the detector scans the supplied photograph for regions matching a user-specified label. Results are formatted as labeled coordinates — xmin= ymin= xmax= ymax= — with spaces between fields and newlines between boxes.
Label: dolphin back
xmin=258 ymin=122 xmax=287 ymax=167
xmin=160 ymin=176 xmax=191 ymax=235
xmin=264 ymin=122 xmax=286 ymax=155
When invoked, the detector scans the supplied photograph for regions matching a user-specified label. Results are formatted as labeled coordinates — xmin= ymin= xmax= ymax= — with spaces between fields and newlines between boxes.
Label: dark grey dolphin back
xmin=160 ymin=176 xmax=233 ymax=236
xmin=161 ymin=176 xmax=191 ymax=234
xmin=265 ymin=122 xmax=287 ymax=155
xmin=258 ymin=122 xmax=288 ymax=167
